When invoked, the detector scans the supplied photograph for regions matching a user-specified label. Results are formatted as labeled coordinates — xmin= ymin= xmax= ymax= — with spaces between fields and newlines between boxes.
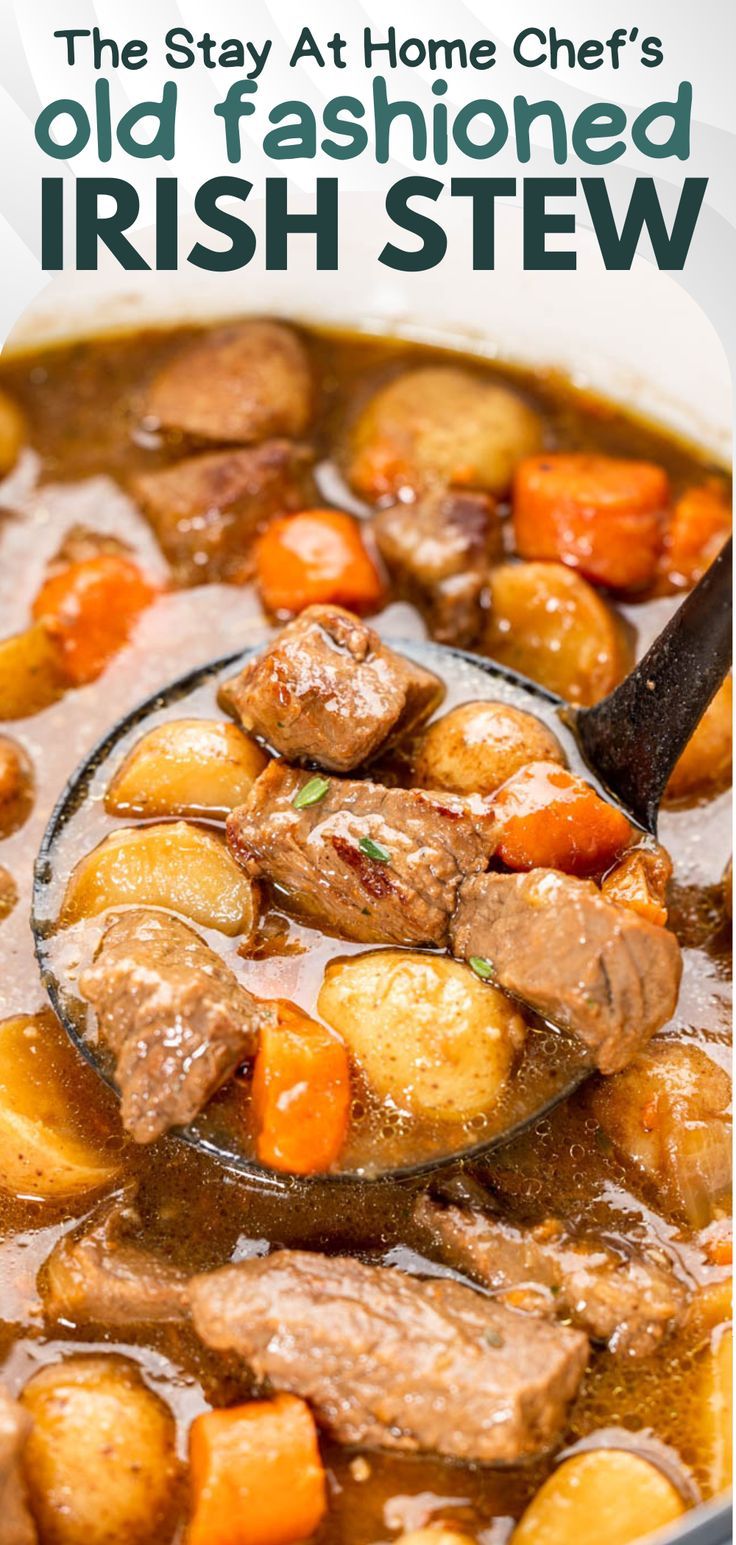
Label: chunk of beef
xmin=219 ymin=606 xmax=443 ymax=771
xmin=587 ymin=1042 xmax=732 ymax=1227
xmin=133 ymin=441 xmax=313 ymax=585
xmin=47 ymin=524 xmax=132 ymax=574
xmin=145 ymin=320 xmax=313 ymax=444
xmin=188 ymin=1250 xmax=588 ymax=1464
xmin=42 ymin=1196 xmax=189 ymax=1328
xmin=227 ymin=763 xmax=495 ymax=946
xmin=79 ymin=909 xmax=273 ymax=1142
xmin=415 ymin=1198 xmax=686 ymax=1359
xmin=372 ymin=489 xmax=501 ymax=647
xmin=0 ymin=1387 xmax=36 ymax=1545
xmin=450 ymin=870 xmax=682 ymax=1074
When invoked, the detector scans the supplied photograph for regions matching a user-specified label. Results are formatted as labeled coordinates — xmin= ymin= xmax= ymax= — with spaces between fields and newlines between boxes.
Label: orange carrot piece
xmin=188 ymin=1394 xmax=327 ymax=1545
xmin=32 ymin=554 xmax=158 ymax=686
xmin=706 ymin=1235 xmax=733 ymax=1269
xmin=255 ymin=509 xmax=384 ymax=617
xmin=601 ymin=847 xmax=670 ymax=926
xmin=251 ymin=1001 xmax=350 ymax=1174
xmin=513 ymin=453 xmax=669 ymax=591
xmin=492 ymin=761 xmax=632 ymax=877
xmin=661 ymin=482 xmax=731 ymax=589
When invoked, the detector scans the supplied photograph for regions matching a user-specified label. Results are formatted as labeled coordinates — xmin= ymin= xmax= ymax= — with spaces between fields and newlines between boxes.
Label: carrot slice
xmin=513 ymin=453 xmax=669 ymax=591
xmin=660 ymin=481 xmax=731 ymax=590
xmin=32 ymin=554 xmax=158 ymax=686
xmin=251 ymin=1001 xmax=350 ymax=1174
xmin=188 ymin=1394 xmax=327 ymax=1545
xmin=255 ymin=509 xmax=384 ymax=617
xmin=492 ymin=761 xmax=632 ymax=876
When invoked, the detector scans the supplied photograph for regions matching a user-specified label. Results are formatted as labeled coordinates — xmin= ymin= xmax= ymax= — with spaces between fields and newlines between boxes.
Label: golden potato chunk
xmin=61 ymin=821 xmax=258 ymax=937
xmin=411 ymin=700 xmax=565 ymax=795
xmin=0 ymin=625 xmax=65 ymax=721
xmin=399 ymin=1533 xmax=474 ymax=1545
xmin=0 ymin=1013 xmax=120 ymax=1200
xmin=588 ymin=1042 xmax=732 ymax=1226
xmin=0 ymin=388 xmax=26 ymax=476
xmin=21 ymin=1355 xmax=179 ymax=1545
xmin=318 ymin=951 xmax=526 ymax=1121
xmin=695 ymin=1327 xmax=733 ymax=1495
xmin=346 ymin=367 xmax=542 ymax=499
xmin=484 ymin=562 xmax=629 ymax=706
xmin=146 ymin=320 xmax=312 ymax=444
xmin=511 ymin=1447 xmax=685 ymax=1545
xmin=105 ymin=719 xmax=267 ymax=821
xmin=0 ymin=735 xmax=34 ymax=837
xmin=665 ymin=677 xmax=732 ymax=802
xmin=0 ymin=865 xmax=17 ymax=922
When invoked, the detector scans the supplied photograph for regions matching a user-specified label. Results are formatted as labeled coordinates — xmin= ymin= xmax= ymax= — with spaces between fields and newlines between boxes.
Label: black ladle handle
xmin=576 ymin=538 xmax=732 ymax=833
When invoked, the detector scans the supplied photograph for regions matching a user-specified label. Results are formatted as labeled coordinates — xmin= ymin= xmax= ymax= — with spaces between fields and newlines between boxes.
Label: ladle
xmin=32 ymin=540 xmax=732 ymax=1184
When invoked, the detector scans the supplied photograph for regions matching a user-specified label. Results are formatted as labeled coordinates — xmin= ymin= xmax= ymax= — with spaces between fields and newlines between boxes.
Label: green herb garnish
xmin=292 ymin=776 xmax=330 ymax=810
xmin=469 ymin=956 xmax=494 ymax=981
xmin=358 ymin=836 xmax=391 ymax=863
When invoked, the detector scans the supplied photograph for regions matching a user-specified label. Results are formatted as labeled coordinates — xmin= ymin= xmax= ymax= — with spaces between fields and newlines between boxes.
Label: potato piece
xmin=0 ymin=388 xmax=25 ymax=476
xmin=695 ymin=1328 xmax=733 ymax=1495
xmin=21 ymin=1355 xmax=179 ymax=1545
xmin=61 ymin=821 xmax=257 ymax=937
xmin=665 ymin=677 xmax=732 ymax=802
xmin=0 ymin=1385 xmax=36 ymax=1545
xmin=318 ymin=951 xmax=526 ymax=1121
xmin=511 ymin=1447 xmax=685 ymax=1545
xmin=0 ymin=735 xmax=34 ymax=837
xmin=346 ymin=367 xmax=542 ymax=499
xmin=105 ymin=719 xmax=267 ymax=821
xmin=588 ymin=1042 xmax=732 ymax=1226
xmin=411 ymin=701 xmax=565 ymax=796
xmin=0 ymin=1013 xmax=120 ymax=1200
xmin=0 ymin=865 xmax=17 ymax=922
xmin=0 ymin=625 xmax=65 ymax=721
xmin=484 ymin=563 xmax=628 ymax=707
xmin=398 ymin=1533 xmax=474 ymax=1545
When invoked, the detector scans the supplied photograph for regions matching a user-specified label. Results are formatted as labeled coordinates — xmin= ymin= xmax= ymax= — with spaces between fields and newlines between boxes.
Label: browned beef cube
xmin=219 ymin=605 xmax=443 ymax=771
xmin=227 ymin=763 xmax=495 ymax=946
xmin=47 ymin=524 xmax=132 ymax=573
xmin=188 ymin=1250 xmax=588 ymax=1464
xmin=79 ymin=909 xmax=273 ymax=1143
xmin=0 ymin=1386 xmax=36 ymax=1545
xmin=416 ymin=1198 xmax=686 ymax=1359
xmin=42 ymin=1196 xmax=189 ymax=1329
xmin=372 ymin=488 xmax=501 ymax=647
xmin=133 ymin=441 xmax=313 ymax=585
xmin=451 ymin=870 xmax=682 ymax=1074
xmin=145 ymin=320 xmax=313 ymax=444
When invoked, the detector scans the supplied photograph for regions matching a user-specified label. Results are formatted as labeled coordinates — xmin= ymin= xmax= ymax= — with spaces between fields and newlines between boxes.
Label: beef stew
xmin=0 ymin=320 xmax=731 ymax=1545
